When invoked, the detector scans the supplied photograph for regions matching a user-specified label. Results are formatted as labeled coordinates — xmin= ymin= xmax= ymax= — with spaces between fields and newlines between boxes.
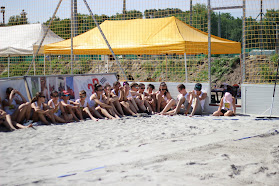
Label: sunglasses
xmin=160 ymin=89 xmax=167 ymax=91
xmin=52 ymin=95 xmax=59 ymax=97
xmin=140 ymin=87 xmax=145 ymax=89
xmin=63 ymin=94 xmax=70 ymax=97
xmin=79 ymin=95 xmax=86 ymax=98
xmin=98 ymin=89 xmax=104 ymax=91
xmin=39 ymin=96 xmax=46 ymax=98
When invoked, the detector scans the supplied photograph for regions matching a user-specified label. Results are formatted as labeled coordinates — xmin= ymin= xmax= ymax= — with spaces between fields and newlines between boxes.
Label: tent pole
xmin=8 ymin=56 xmax=10 ymax=77
xmin=208 ymin=0 xmax=212 ymax=102
xmin=33 ymin=54 xmax=35 ymax=75
xmin=184 ymin=53 xmax=188 ymax=83
xmin=165 ymin=55 xmax=168 ymax=81
xmin=44 ymin=54 xmax=46 ymax=75
xmin=82 ymin=0 xmax=128 ymax=81
xmin=26 ymin=0 xmax=63 ymax=75
xmin=71 ymin=0 xmax=73 ymax=75
xmin=242 ymin=0 xmax=246 ymax=83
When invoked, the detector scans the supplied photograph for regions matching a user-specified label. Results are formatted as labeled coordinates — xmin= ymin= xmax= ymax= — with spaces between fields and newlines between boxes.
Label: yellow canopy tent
xmin=44 ymin=16 xmax=241 ymax=55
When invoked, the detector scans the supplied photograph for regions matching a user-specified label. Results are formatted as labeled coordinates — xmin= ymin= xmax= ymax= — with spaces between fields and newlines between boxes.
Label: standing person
xmin=164 ymin=84 xmax=192 ymax=116
xmin=31 ymin=92 xmax=56 ymax=125
xmin=138 ymin=83 xmax=154 ymax=114
xmin=156 ymin=82 xmax=175 ymax=114
xmin=0 ymin=96 xmax=32 ymax=131
xmin=112 ymin=81 xmax=136 ymax=116
xmin=103 ymin=84 xmax=124 ymax=117
xmin=75 ymin=90 xmax=99 ymax=121
xmin=90 ymin=84 xmax=119 ymax=119
xmin=213 ymin=92 xmax=236 ymax=116
xmin=2 ymin=87 xmax=31 ymax=124
xmin=60 ymin=90 xmax=82 ymax=121
xmin=48 ymin=91 xmax=72 ymax=123
xmin=190 ymin=83 xmax=207 ymax=116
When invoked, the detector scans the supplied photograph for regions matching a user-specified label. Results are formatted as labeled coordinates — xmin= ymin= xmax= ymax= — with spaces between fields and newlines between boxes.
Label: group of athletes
xmin=0 ymin=81 xmax=236 ymax=131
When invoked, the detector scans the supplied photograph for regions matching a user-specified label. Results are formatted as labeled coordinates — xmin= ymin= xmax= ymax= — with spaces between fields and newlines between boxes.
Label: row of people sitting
xmin=0 ymin=82 xmax=236 ymax=131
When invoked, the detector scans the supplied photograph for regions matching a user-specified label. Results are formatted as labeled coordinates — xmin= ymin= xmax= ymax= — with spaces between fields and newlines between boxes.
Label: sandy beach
xmin=0 ymin=115 xmax=279 ymax=185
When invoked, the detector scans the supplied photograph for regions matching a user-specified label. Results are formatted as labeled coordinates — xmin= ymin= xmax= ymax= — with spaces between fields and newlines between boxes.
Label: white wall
xmin=241 ymin=84 xmax=279 ymax=116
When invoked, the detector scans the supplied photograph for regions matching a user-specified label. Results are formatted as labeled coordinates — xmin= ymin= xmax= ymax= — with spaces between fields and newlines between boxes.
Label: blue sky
xmin=0 ymin=0 xmax=277 ymax=24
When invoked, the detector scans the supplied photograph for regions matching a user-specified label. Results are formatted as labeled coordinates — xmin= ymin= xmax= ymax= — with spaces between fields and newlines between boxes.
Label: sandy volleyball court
xmin=1 ymin=115 xmax=279 ymax=185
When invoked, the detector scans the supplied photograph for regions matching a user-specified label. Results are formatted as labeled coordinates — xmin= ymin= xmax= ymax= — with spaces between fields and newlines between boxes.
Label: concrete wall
xmin=241 ymin=84 xmax=279 ymax=116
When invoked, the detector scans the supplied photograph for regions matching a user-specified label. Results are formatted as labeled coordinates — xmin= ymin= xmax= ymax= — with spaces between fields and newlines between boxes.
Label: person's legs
xmin=74 ymin=106 xmax=83 ymax=120
xmin=156 ymin=94 xmax=162 ymax=113
xmin=100 ymin=108 xmax=116 ymax=119
xmin=130 ymin=98 xmax=139 ymax=111
xmin=54 ymin=114 xmax=66 ymax=123
xmin=127 ymin=100 xmax=137 ymax=113
xmin=224 ymin=110 xmax=235 ymax=116
xmin=144 ymin=100 xmax=153 ymax=114
xmin=120 ymin=101 xmax=136 ymax=116
xmin=160 ymin=99 xmax=176 ymax=114
xmin=65 ymin=106 xmax=79 ymax=121
xmin=2 ymin=116 xmax=16 ymax=131
xmin=113 ymin=100 xmax=124 ymax=116
xmin=90 ymin=107 xmax=104 ymax=119
xmin=16 ymin=104 xmax=28 ymax=123
xmin=83 ymin=107 xmax=98 ymax=121
xmin=191 ymin=98 xmax=202 ymax=116
xmin=135 ymin=98 xmax=146 ymax=112
xmin=36 ymin=113 xmax=50 ymax=125
xmin=213 ymin=110 xmax=224 ymax=116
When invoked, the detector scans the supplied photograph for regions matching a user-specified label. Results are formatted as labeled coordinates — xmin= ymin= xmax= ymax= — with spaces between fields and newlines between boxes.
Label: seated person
xmin=130 ymin=82 xmax=147 ymax=113
xmin=213 ymin=92 xmax=236 ymax=116
xmin=31 ymin=92 xmax=56 ymax=125
xmin=48 ymin=91 xmax=73 ymax=123
xmin=190 ymin=83 xmax=207 ymax=116
xmin=137 ymin=83 xmax=154 ymax=114
xmin=103 ymin=84 xmax=124 ymax=117
xmin=122 ymin=81 xmax=139 ymax=114
xmin=60 ymin=90 xmax=82 ymax=121
xmin=111 ymin=81 xmax=136 ymax=116
xmin=156 ymin=82 xmax=175 ymax=114
xmin=75 ymin=90 xmax=98 ymax=121
xmin=2 ymin=87 xmax=31 ymax=124
xmin=164 ymin=84 xmax=192 ymax=116
xmin=90 ymin=84 xmax=119 ymax=119
xmin=0 ymin=96 xmax=32 ymax=131
xmin=145 ymin=84 xmax=157 ymax=112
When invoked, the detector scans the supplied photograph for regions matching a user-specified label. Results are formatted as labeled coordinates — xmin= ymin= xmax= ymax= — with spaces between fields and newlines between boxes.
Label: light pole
xmin=1 ymin=6 xmax=5 ymax=25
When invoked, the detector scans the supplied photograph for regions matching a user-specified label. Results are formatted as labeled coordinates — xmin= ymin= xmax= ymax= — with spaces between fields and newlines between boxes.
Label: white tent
xmin=0 ymin=23 xmax=63 ymax=57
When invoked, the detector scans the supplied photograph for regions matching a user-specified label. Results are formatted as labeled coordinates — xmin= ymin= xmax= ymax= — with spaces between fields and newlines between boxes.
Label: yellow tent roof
xmin=44 ymin=16 xmax=241 ymax=55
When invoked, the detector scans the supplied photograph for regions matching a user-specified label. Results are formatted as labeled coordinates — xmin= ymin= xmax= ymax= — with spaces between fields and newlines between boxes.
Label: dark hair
xmin=31 ymin=92 xmax=44 ymax=103
xmin=50 ymin=90 xmax=59 ymax=97
xmin=123 ymin=81 xmax=129 ymax=86
xmin=113 ymin=81 xmax=120 ymax=87
xmin=177 ymin=84 xmax=185 ymax=90
xmin=130 ymin=82 xmax=138 ymax=88
xmin=104 ymin=83 xmax=111 ymax=89
xmin=194 ymin=83 xmax=202 ymax=91
xmin=94 ymin=84 xmax=102 ymax=92
xmin=138 ymin=83 xmax=145 ymax=87
xmin=6 ymin=87 xmax=13 ymax=95
xmin=147 ymin=84 xmax=155 ymax=90
xmin=159 ymin=82 xmax=169 ymax=95
xmin=79 ymin=90 xmax=86 ymax=95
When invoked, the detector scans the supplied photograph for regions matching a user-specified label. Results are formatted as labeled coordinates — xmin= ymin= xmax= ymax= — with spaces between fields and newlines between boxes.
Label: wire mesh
xmin=0 ymin=0 xmax=278 ymax=84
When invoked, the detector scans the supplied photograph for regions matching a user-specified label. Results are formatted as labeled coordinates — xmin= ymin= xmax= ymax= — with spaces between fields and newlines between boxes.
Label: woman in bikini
xmin=48 ymin=90 xmax=73 ymax=123
xmin=2 ymin=87 xmax=31 ymax=124
xmin=111 ymin=81 xmax=136 ymax=116
xmin=156 ymin=82 xmax=175 ymax=114
xmin=75 ymin=90 xmax=98 ymax=121
xmin=31 ymin=92 xmax=56 ymax=125
xmin=90 ymin=84 xmax=119 ymax=119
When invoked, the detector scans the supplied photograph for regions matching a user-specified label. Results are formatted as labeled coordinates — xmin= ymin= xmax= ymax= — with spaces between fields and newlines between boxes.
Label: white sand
xmin=0 ymin=115 xmax=279 ymax=185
